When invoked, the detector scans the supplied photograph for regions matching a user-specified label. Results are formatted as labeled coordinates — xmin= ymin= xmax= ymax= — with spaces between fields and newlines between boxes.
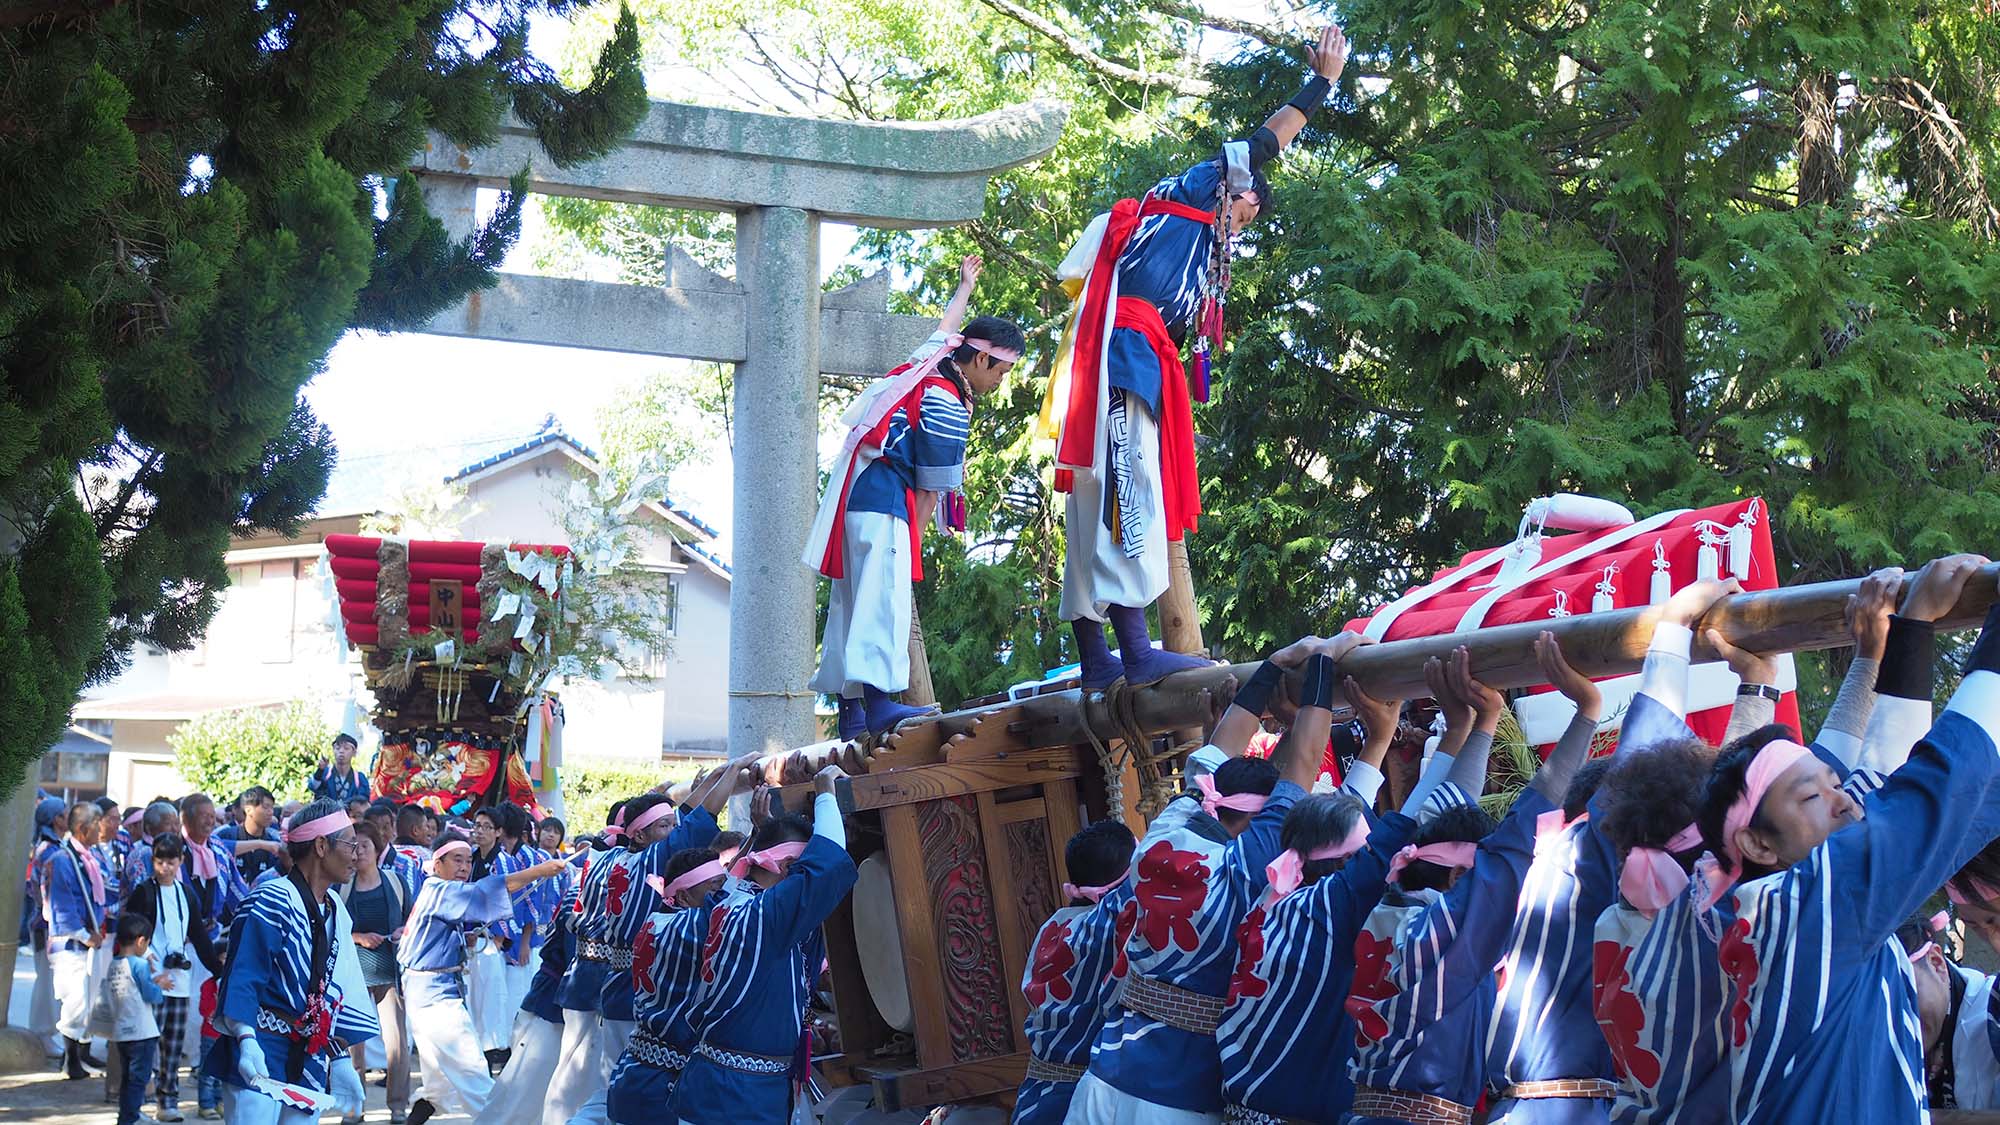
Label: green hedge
xmin=557 ymin=756 xmax=706 ymax=839
xmin=170 ymin=702 xmax=330 ymax=804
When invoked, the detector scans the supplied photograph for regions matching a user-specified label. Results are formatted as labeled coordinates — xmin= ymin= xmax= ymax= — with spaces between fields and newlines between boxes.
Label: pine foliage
xmin=0 ymin=2 xmax=648 ymax=796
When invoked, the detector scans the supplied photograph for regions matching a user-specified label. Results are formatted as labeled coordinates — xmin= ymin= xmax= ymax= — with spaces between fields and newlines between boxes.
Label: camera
xmin=162 ymin=951 xmax=192 ymax=971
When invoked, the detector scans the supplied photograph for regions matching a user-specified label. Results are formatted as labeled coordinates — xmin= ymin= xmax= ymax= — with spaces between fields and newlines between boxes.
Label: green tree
xmin=0 ymin=2 xmax=651 ymax=795
xmin=544 ymin=0 xmax=2000 ymax=707
xmin=170 ymin=701 xmax=335 ymax=805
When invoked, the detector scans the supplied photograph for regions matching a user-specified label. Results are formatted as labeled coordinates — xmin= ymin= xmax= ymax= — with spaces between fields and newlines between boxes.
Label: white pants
xmin=565 ymin=1019 xmax=633 ymax=1125
xmin=811 ymin=510 xmax=912 ymax=697
xmin=186 ymin=958 xmax=214 ymax=1069
xmin=544 ymin=1011 xmax=604 ymax=1125
xmin=1060 ymin=391 xmax=1168 ymax=621
xmin=468 ymin=942 xmax=513 ymax=1053
xmin=51 ymin=943 xmax=93 ymax=1041
xmin=407 ymin=995 xmax=494 ymax=1115
xmin=29 ymin=937 xmax=57 ymax=1040
xmin=488 ymin=1017 xmax=564 ymax=1125
xmin=504 ymin=951 xmax=537 ymax=1020
xmin=1062 ymin=1072 xmax=1221 ymax=1124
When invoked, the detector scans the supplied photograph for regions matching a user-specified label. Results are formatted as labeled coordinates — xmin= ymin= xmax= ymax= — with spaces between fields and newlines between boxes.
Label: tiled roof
xmin=445 ymin=428 xmax=598 ymax=483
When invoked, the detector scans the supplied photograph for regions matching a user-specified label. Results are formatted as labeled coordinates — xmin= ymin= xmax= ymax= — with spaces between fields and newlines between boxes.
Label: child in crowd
xmin=97 ymin=912 xmax=170 ymax=1125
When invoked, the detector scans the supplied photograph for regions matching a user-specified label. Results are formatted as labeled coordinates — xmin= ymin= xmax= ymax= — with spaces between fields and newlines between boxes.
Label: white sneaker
xmin=158 ymin=1105 xmax=186 ymax=1122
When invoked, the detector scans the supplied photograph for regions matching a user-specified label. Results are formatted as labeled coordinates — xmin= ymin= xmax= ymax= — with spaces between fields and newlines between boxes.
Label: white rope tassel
xmin=1695 ymin=522 xmax=1726 ymax=581
xmin=1650 ymin=540 xmax=1673 ymax=605
xmin=1593 ymin=564 xmax=1619 ymax=613
xmin=1728 ymin=499 xmax=1761 ymax=581
xmin=1549 ymin=589 xmax=1572 ymax=618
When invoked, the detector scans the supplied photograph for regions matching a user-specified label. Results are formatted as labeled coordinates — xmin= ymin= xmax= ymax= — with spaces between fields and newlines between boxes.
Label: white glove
xmin=329 ymin=1055 xmax=366 ymax=1116
xmin=236 ymin=1032 xmax=269 ymax=1086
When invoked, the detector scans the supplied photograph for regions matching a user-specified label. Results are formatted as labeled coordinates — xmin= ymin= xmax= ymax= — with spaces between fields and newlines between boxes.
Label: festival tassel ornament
xmin=1651 ymin=540 xmax=1673 ymax=605
xmin=1549 ymin=589 xmax=1572 ymax=618
xmin=1728 ymin=499 xmax=1760 ymax=581
xmin=1593 ymin=565 xmax=1618 ymax=613
xmin=1696 ymin=523 xmax=1724 ymax=581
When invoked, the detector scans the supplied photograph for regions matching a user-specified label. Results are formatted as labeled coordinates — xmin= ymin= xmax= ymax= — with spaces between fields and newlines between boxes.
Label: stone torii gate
xmin=411 ymin=98 xmax=1067 ymax=761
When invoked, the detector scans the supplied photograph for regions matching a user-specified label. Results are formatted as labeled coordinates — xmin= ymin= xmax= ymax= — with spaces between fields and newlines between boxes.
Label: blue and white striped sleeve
xmin=905 ymin=387 xmax=970 ymax=492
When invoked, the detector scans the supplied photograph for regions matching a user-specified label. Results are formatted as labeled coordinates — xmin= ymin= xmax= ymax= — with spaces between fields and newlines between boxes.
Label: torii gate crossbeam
xmin=412 ymin=98 xmax=1068 ymax=761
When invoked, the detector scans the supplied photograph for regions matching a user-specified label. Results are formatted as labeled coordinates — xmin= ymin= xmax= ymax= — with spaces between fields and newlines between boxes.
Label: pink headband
xmin=603 ymin=807 xmax=627 ymax=843
xmin=1904 ymin=904 xmax=1952 ymax=960
xmin=963 ymin=337 xmax=1022 ymax=364
xmin=1388 ymin=842 xmax=1478 ymax=883
xmin=626 ymin=803 xmax=676 ymax=839
xmin=1718 ymin=739 xmax=1814 ymax=879
xmin=1949 ymin=874 xmax=2000 ymax=906
xmin=1620 ymin=823 xmax=1706 ymax=913
xmin=123 ymin=809 xmax=143 ymax=828
xmin=729 ymin=841 xmax=807 ymax=880
xmin=1267 ymin=815 xmax=1375 ymax=898
xmin=430 ymin=840 xmax=471 ymax=865
xmin=1062 ymin=880 xmax=1123 ymax=904
xmin=647 ymin=859 xmax=728 ymax=904
xmin=281 ymin=812 xmax=353 ymax=845
xmin=1192 ymin=774 xmax=1268 ymax=819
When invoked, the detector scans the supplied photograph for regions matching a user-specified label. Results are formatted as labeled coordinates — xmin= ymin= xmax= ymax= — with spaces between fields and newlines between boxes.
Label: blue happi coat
xmin=44 ymin=838 xmax=106 ymax=944
xmin=1482 ymin=806 xmax=1622 ymax=1125
xmin=208 ymin=875 xmax=379 ymax=1092
xmin=609 ymin=879 xmax=756 ymax=1123
xmin=559 ymin=844 xmax=620 ymax=1012
xmin=1082 ymin=782 xmax=1302 ymax=1114
xmin=1348 ymin=787 xmax=1557 ymax=1121
xmin=601 ymin=810 xmax=720 ymax=1021
xmin=1217 ymin=809 xmax=1420 ymax=1122
xmin=668 ymin=836 xmax=857 ymax=1125
xmin=1721 ymin=680 xmax=2000 ymax=1125
xmin=396 ymin=871 xmax=515 ymax=1007
xmin=1015 ymin=882 xmax=1136 ymax=1125
xmin=522 ymin=910 xmax=574 ymax=1026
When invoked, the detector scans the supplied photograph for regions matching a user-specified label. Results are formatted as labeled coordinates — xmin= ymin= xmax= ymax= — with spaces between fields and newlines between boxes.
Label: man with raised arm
xmin=1047 ymin=26 xmax=1349 ymax=691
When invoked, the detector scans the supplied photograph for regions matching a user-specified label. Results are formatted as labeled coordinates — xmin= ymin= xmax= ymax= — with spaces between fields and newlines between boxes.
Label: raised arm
xmin=1272 ymin=646 xmax=1350 ymax=792
xmin=1192 ymin=637 xmax=1321 ymax=777
xmin=1859 ymin=555 xmax=1991 ymax=774
xmin=937 ymin=255 xmax=982 ymax=337
xmin=1258 ymin=26 xmax=1348 ymax=155
xmin=1803 ymin=568 xmax=1899 ymax=762
xmin=1342 ymin=675 xmax=1404 ymax=808
xmin=1440 ymin=646 xmax=1504 ymax=799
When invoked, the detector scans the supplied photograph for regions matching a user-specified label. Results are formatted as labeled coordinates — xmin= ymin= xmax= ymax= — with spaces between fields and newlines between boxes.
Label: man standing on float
xmin=1047 ymin=25 xmax=1349 ymax=689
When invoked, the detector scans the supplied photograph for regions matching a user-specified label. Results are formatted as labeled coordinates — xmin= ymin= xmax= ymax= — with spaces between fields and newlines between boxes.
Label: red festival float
xmin=323 ymin=533 xmax=573 ymax=816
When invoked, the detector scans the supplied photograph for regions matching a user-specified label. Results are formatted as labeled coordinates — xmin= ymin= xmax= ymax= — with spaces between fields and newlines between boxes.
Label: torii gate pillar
xmin=732 ymin=204 xmax=823 ymax=754
xmin=414 ymin=99 xmax=1068 ymax=760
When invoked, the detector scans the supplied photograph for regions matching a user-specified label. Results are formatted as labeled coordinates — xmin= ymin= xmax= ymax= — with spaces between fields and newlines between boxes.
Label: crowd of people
xmin=1009 ymin=554 xmax=2000 ymax=1125
xmin=18 ymin=740 xmax=602 ymax=1125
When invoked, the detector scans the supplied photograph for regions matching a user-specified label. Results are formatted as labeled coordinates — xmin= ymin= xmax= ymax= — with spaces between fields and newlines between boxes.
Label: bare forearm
xmin=938 ymin=280 xmax=976 ymax=336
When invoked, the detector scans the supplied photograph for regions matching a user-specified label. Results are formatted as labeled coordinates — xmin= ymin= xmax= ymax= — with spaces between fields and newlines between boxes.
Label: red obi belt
xmin=1054 ymin=195 xmax=1210 ymax=544
xmin=813 ymin=371 xmax=966 ymax=583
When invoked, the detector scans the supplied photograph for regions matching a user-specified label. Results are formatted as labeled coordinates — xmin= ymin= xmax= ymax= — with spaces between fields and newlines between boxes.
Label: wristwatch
xmin=1735 ymin=682 xmax=1783 ymax=702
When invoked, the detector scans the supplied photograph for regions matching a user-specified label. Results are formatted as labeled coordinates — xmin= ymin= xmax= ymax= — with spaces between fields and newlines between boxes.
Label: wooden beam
xmin=779 ymin=746 xmax=1084 ymax=813
xmin=749 ymin=563 xmax=2000 ymax=778
xmin=997 ymin=562 xmax=2000 ymax=750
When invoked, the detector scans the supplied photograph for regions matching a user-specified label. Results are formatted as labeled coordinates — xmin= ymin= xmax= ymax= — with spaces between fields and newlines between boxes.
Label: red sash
xmin=816 ymin=373 xmax=969 ymax=583
xmin=1055 ymin=195 xmax=1213 ymax=499
xmin=1110 ymin=297 xmax=1201 ymax=542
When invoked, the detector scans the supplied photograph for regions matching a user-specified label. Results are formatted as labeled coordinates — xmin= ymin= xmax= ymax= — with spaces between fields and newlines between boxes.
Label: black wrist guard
xmin=1235 ymin=660 xmax=1285 ymax=717
xmin=1288 ymin=74 xmax=1332 ymax=114
xmin=1301 ymin=654 xmax=1338 ymax=711
xmin=1879 ymin=615 xmax=1937 ymax=700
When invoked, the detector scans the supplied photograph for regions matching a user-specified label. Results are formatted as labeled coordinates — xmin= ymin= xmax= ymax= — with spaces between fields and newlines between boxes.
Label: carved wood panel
xmin=1003 ymin=816 xmax=1058 ymax=956
xmin=915 ymin=795 xmax=1013 ymax=1061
